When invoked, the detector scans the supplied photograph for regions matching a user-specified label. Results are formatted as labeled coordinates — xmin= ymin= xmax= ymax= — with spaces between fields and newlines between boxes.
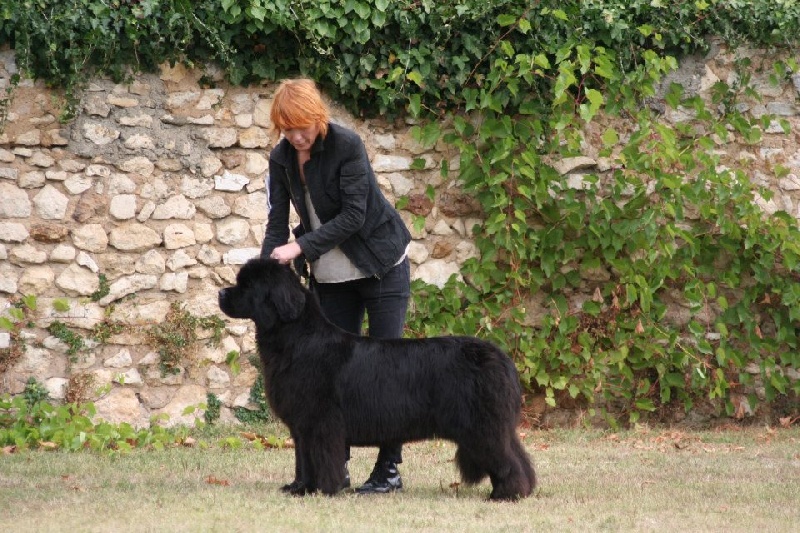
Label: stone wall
xmin=1 ymin=42 xmax=798 ymax=427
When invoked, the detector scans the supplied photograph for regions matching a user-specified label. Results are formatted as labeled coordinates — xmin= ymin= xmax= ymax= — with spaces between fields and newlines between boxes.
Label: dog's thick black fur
xmin=218 ymin=258 xmax=535 ymax=500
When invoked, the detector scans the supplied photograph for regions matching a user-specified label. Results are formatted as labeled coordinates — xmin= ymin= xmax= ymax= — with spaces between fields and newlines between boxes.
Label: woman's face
xmin=283 ymin=123 xmax=320 ymax=153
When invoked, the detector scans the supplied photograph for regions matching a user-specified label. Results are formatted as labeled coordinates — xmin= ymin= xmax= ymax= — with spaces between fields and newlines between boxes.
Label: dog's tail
xmin=456 ymin=432 xmax=536 ymax=500
xmin=511 ymin=434 xmax=536 ymax=495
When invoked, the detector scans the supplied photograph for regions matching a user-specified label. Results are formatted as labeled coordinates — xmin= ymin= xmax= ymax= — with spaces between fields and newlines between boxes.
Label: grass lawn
xmin=1 ymin=425 xmax=798 ymax=532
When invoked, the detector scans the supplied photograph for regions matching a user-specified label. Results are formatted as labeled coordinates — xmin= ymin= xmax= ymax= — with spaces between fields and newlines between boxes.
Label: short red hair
xmin=270 ymin=78 xmax=330 ymax=139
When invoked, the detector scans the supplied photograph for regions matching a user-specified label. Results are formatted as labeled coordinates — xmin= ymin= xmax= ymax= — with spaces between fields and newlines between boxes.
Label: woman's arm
xmin=295 ymin=132 xmax=370 ymax=262
xmin=259 ymin=158 xmax=293 ymax=259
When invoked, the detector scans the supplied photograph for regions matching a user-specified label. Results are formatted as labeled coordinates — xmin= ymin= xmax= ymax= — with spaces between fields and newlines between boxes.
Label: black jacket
xmin=260 ymin=123 xmax=411 ymax=278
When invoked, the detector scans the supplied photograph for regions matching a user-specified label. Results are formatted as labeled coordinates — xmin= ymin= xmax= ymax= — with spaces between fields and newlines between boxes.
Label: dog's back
xmin=337 ymin=335 xmax=522 ymax=442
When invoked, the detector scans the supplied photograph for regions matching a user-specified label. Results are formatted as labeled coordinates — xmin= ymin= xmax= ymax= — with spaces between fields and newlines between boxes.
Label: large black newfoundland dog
xmin=218 ymin=258 xmax=535 ymax=500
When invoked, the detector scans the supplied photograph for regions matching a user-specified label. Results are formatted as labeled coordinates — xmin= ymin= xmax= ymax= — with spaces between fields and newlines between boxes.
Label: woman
xmin=260 ymin=78 xmax=412 ymax=494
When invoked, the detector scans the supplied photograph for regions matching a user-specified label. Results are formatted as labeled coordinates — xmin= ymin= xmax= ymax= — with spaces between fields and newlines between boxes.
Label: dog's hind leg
xmin=454 ymin=444 xmax=489 ymax=486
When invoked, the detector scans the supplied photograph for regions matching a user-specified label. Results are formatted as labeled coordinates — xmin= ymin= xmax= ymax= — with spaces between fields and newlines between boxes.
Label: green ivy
xmin=2 ymin=2 xmax=798 ymax=118
xmin=0 ymin=0 xmax=235 ymax=121
xmin=89 ymin=274 xmax=111 ymax=302
xmin=145 ymin=303 xmax=225 ymax=376
xmin=234 ymin=356 xmax=273 ymax=424
xmin=204 ymin=393 xmax=222 ymax=425
xmin=21 ymin=377 xmax=49 ymax=406
xmin=47 ymin=320 xmax=85 ymax=358
xmin=405 ymin=13 xmax=800 ymax=424
xmin=0 ymin=392 xmax=183 ymax=452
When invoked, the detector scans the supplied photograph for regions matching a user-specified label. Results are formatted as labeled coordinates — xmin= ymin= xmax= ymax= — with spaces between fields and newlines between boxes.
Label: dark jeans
xmin=313 ymin=257 xmax=410 ymax=464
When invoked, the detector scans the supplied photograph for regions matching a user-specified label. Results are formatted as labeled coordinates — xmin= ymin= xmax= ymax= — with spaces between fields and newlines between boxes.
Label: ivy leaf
xmin=21 ymin=294 xmax=37 ymax=310
xmin=411 ymin=122 xmax=441 ymax=148
xmin=411 ymin=158 xmax=426 ymax=170
xmin=412 ymin=215 xmax=426 ymax=234
xmin=533 ymin=53 xmax=551 ymax=69
xmin=407 ymin=70 xmax=425 ymax=88
xmin=638 ymin=24 xmax=654 ymax=37
xmin=425 ymin=184 xmax=436 ymax=202
xmin=497 ymin=14 xmax=517 ymax=26
xmin=53 ymin=299 xmax=71 ymax=312
xmin=580 ymin=88 xmax=604 ymax=120
xmin=635 ymin=398 xmax=656 ymax=411
xmin=354 ymin=1 xmax=371 ymax=19
xmin=248 ymin=5 xmax=267 ymax=22
xmin=440 ymin=158 xmax=449 ymax=178
xmin=408 ymin=94 xmax=421 ymax=117
xmin=601 ymin=127 xmax=619 ymax=147
xmin=665 ymin=84 xmax=684 ymax=109
xmin=593 ymin=55 xmax=615 ymax=79
xmin=553 ymin=64 xmax=577 ymax=104
xmin=371 ymin=9 xmax=386 ymax=26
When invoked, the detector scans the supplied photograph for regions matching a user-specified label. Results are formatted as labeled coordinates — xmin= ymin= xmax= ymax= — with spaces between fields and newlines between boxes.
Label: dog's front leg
xmin=279 ymin=430 xmax=307 ymax=494
xmin=279 ymin=431 xmax=316 ymax=495
xmin=309 ymin=416 xmax=347 ymax=496
xmin=292 ymin=434 xmax=318 ymax=495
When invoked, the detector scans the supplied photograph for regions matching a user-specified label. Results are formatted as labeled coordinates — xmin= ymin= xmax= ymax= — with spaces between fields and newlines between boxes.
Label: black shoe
xmin=355 ymin=461 xmax=403 ymax=494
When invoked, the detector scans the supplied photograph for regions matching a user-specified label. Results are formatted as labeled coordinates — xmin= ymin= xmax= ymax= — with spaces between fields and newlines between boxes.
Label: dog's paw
xmin=281 ymin=480 xmax=315 ymax=496
xmin=280 ymin=480 xmax=305 ymax=493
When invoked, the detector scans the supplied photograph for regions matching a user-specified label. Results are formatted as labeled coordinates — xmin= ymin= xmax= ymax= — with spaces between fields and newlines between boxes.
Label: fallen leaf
xmin=592 ymin=287 xmax=603 ymax=303
xmin=206 ymin=475 xmax=230 ymax=486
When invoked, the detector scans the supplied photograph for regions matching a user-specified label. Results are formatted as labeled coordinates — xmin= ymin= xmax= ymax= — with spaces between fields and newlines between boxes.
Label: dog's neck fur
xmin=254 ymin=284 xmax=352 ymax=358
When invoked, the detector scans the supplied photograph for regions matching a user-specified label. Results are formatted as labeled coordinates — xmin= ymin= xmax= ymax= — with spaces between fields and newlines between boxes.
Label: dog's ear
xmin=270 ymin=272 xmax=306 ymax=322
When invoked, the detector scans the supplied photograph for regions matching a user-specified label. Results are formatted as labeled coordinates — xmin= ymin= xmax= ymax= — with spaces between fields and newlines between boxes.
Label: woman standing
xmin=261 ymin=78 xmax=412 ymax=494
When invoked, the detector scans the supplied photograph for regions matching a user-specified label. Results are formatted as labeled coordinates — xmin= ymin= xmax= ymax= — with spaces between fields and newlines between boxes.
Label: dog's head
xmin=218 ymin=258 xmax=307 ymax=330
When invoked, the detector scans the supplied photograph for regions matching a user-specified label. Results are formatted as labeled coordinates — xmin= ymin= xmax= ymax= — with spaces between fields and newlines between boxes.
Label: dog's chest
xmin=263 ymin=356 xmax=336 ymax=420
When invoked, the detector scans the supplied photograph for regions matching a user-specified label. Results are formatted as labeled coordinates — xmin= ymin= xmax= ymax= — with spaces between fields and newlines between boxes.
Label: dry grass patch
xmin=0 ymin=426 xmax=798 ymax=532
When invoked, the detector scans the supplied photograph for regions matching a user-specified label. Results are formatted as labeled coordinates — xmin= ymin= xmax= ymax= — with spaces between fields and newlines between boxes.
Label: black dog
xmin=218 ymin=258 xmax=536 ymax=500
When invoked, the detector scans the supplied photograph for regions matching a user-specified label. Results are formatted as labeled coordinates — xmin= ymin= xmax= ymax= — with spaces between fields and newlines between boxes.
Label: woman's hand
xmin=270 ymin=242 xmax=302 ymax=265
